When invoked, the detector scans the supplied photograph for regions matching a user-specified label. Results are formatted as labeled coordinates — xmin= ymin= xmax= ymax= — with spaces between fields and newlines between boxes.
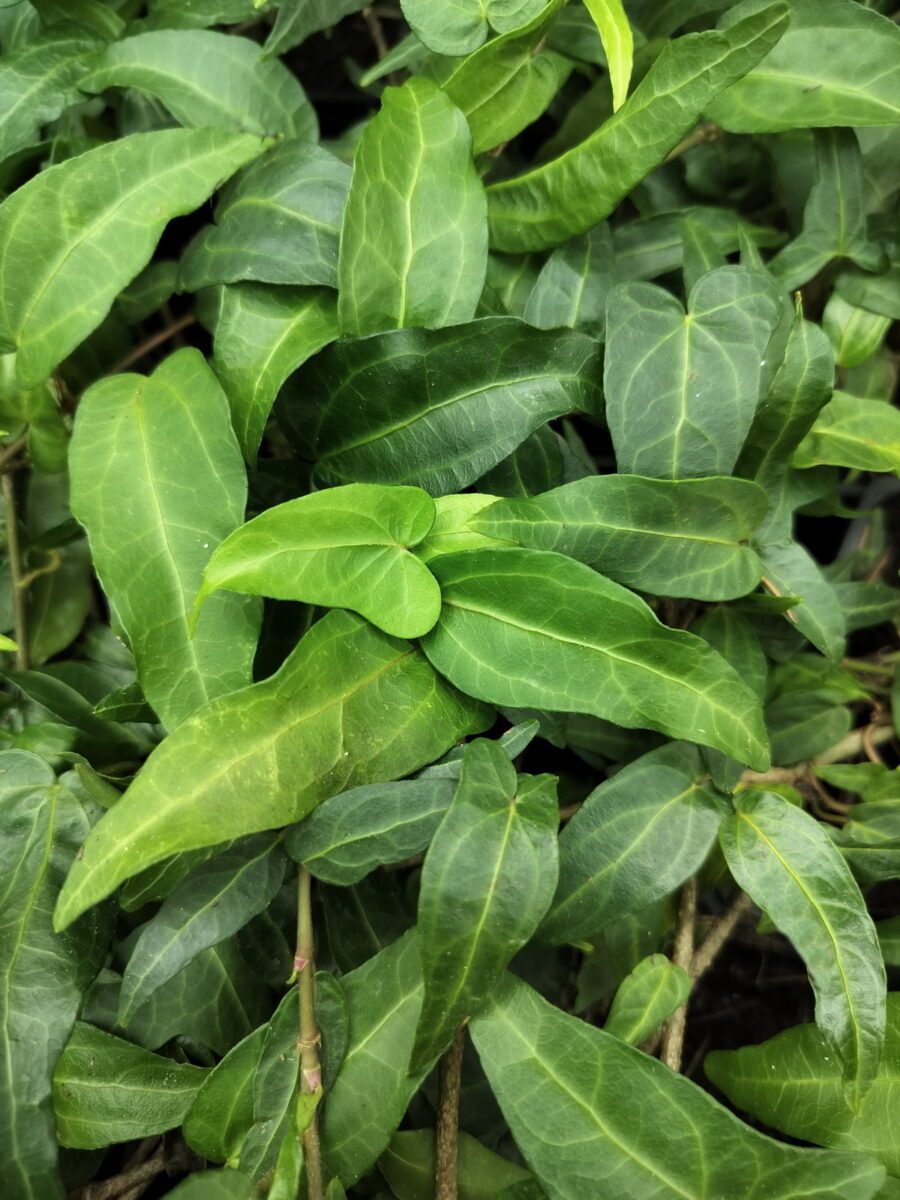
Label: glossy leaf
xmin=583 ymin=0 xmax=632 ymax=111
xmin=471 ymin=474 xmax=767 ymax=600
xmin=337 ymin=77 xmax=487 ymax=336
xmin=422 ymin=548 xmax=770 ymax=769
xmin=412 ymin=739 xmax=558 ymax=1069
xmin=69 ymin=348 xmax=261 ymax=731
xmin=604 ymin=954 xmax=691 ymax=1046
xmin=281 ymin=319 xmax=602 ymax=496
xmin=194 ymin=484 xmax=442 ymax=639
xmin=55 ymin=611 xmax=490 ymax=928
xmin=0 ymin=128 xmax=264 ymax=386
xmin=720 ymin=790 xmax=886 ymax=1103
xmin=793 ymin=392 xmax=900 ymax=475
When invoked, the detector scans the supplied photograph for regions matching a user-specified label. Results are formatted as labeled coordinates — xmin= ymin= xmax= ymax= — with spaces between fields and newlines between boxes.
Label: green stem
xmin=3 ymin=471 xmax=28 ymax=671
xmin=297 ymin=865 xmax=324 ymax=1200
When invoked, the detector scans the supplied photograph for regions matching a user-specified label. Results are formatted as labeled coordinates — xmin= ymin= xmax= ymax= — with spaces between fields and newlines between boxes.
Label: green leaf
xmin=708 ymin=0 xmax=900 ymax=132
xmin=280 ymin=319 xmax=602 ymax=496
xmin=194 ymin=484 xmax=442 ymax=639
xmin=834 ymin=582 xmax=900 ymax=634
xmin=422 ymin=548 xmax=770 ymax=769
xmin=470 ymin=973 xmax=887 ymax=1200
xmin=471 ymin=474 xmax=767 ymax=601
xmin=694 ymin=608 xmax=768 ymax=702
xmin=604 ymin=267 xmax=782 ymax=478
xmin=604 ymin=954 xmax=691 ymax=1046
xmin=793 ymin=392 xmax=900 ymax=475
xmin=0 ymin=128 xmax=265 ymax=386
xmin=81 ymin=30 xmax=316 ymax=138
xmin=766 ymin=694 xmax=851 ymax=767
xmin=167 ymin=1170 xmax=254 ymax=1200
xmin=263 ymin=0 xmax=365 ymax=56
xmin=485 ymin=3 xmax=789 ymax=251
xmin=719 ymin=790 xmax=886 ymax=1103
xmin=379 ymin=1129 xmax=535 ymax=1200
xmin=212 ymin=284 xmax=338 ymax=462
xmin=706 ymin=994 xmax=900 ymax=1176
xmin=180 ymin=140 xmax=349 ymax=291
xmin=119 ymin=835 xmax=285 ymax=1023
xmin=522 ymin=225 xmax=615 ymax=335
xmin=399 ymin=0 xmax=545 ymax=55
xmin=338 ymin=77 xmax=487 ymax=336
xmin=184 ymin=1024 xmax=265 ymax=1164
xmin=31 ymin=0 xmax=124 ymax=38
xmin=55 ymin=611 xmax=490 ymax=928
xmin=236 ymin=989 xmax=299 ymax=1179
xmin=415 ymin=493 xmax=511 ymax=564
xmin=0 ymin=752 xmax=108 ymax=1200
xmin=69 ymin=348 xmax=261 ymax=731
xmin=52 ymin=1022 xmax=206 ymax=1149
xmin=320 ymin=930 xmax=427 ymax=1187
xmin=583 ymin=0 xmax=633 ymax=111
xmin=540 ymin=742 xmax=728 ymax=945
xmin=823 ymin=294 xmax=892 ymax=370
xmin=757 ymin=539 xmax=846 ymax=661
xmin=411 ymin=739 xmax=558 ymax=1069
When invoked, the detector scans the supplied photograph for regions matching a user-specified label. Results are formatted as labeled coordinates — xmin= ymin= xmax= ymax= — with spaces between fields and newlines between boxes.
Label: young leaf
xmin=522 ymin=224 xmax=615 ymax=334
xmin=604 ymin=267 xmax=782 ymax=478
xmin=280 ymin=319 xmax=602 ymax=496
xmin=471 ymin=974 xmax=886 ymax=1200
xmin=541 ymin=742 xmax=728 ymax=945
xmin=194 ymin=483 xmax=442 ymax=639
xmin=583 ymin=0 xmax=633 ymax=111
xmin=52 ymin=1023 xmax=206 ymax=1149
xmin=337 ymin=77 xmax=487 ymax=336
xmin=485 ymin=3 xmax=789 ymax=250
xmin=69 ymin=348 xmax=261 ymax=731
xmin=411 ymin=739 xmax=559 ymax=1069
xmin=793 ymin=392 xmax=900 ymax=475
xmin=604 ymin=954 xmax=691 ymax=1046
xmin=471 ymin=474 xmax=767 ymax=601
xmin=720 ymin=790 xmax=886 ymax=1103
xmin=55 ymin=611 xmax=490 ymax=928
xmin=81 ymin=30 xmax=316 ymax=139
xmin=415 ymin=493 xmax=511 ymax=564
xmin=422 ymin=548 xmax=770 ymax=769
xmin=0 ymin=128 xmax=265 ymax=386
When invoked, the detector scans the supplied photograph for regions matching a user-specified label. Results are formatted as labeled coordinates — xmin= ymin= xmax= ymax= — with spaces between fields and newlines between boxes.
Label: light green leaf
xmin=823 ymin=294 xmax=892 ymax=370
xmin=793 ymin=392 xmax=900 ymax=475
xmin=422 ymin=548 xmax=770 ymax=769
xmin=719 ymin=790 xmax=886 ymax=1104
xmin=380 ymin=1130 xmax=535 ymax=1200
xmin=0 ymin=128 xmax=265 ymax=386
xmin=0 ymin=633 xmax=18 ymax=652
xmin=523 ymin=225 xmax=615 ymax=335
xmin=485 ymin=3 xmax=788 ymax=250
xmin=604 ymin=954 xmax=691 ymax=1046
xmin=583 ymin=0 xmax=633 ymax=110
xmin=212 ymin=284 xmax=338 ymax=462
xmin=399 ymin=0 xmax=545 ymax=55
xmin=541 ymin=742 xmax=728 ymax=945
xmin=55 ymin=611 xmax=490 ymax=928
xmin=0 ymin=752 xmax=108 ymax=1200
xmin=194 ymin=484 xmax=442 ymax=639
xmin=81 ymin=30 xmax=316 ymax=138
xmin=69 ymin=348 xmax=261 ymax=731
xmin=604 ymin=266 xmax=782 ymax=478
xmin=415 ymin=493 xmax=510 ymax=563
xmin=184 ymin=1024 xmax=265 ymax=1164
xmin=338 ymin=77 xmax=487 ymax=335
xmin=52 ymin=1022 xmax=206 ymax=1149
xmin=757 ymin=539 xmax=846 ymax=661
xmin=470 ymin=973 xmax=887 ymax=1200
xmin=167 ymin=1170 xmax=254 ymax=1200
xmin=280 ymin=319 xmax=602 ymax=496
xmin=471 ymin=474 xmax=767 ymax=601
xmin=707 ymin=994 xmax=900 ymax=1176
xmin=708 ymin=0 xmax=900 ymax=132
xmin=411 ymin=739 xmax=558 ymax=1069
xmin=180 ymin=140 xmax=349 ymax=291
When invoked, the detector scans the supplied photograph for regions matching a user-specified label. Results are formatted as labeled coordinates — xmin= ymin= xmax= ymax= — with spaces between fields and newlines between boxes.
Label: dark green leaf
xmin=379 ymin=1130 xmax=535 ymax=1200
xmin=757 ymin=539 xmax=846 ymax=661
xmin=522 ymin=225 xmax=615 ymax=335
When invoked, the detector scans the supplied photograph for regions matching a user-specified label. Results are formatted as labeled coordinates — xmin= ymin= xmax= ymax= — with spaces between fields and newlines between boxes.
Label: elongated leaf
xmin=180 ymin=141 xmax=349 ymax=291
xmin=281 ymin=319 xmax=602 ymax=496
xmin=380 ymin=1130 xmax=535 ymax=1200
xmin=471 ymin=475 xmax=766 ymax=600
xmin=541 ymin=742 xmax=728 ymax=944
xmin=707 ymin=994 xmax=900 ymax=1175
xmin=708 ymin=0 xmax=900 ymax=132
xmin=758 ymin=539 xmax=846 ymax=661
xmin=81 ymin=30 xmax=316 ymax=138
xmin=263 ymin=0 xmax=365 ymax=55
xmin=583 ymin=0 xmax=632 ymax=110
xmin=523 ymin=224 xmax=615 ymax=334
xmin=794 ymin=392 xmax=900 ymax=475
xmin=0 ymin=128 xmax=264 ymax=386
xmin=195 ymin=484 xmax=442 ymax=639
xmin=236 ymin=989 xmax=298 ymax=1179
xmin=720 ymin=790 xmax=886 ymax=1103
xmin=604 ymin=266 xmax=781 ymax=478
xmin=0 ymin=752 xmax=108 ymax=1200
xmin=399 ymin=0 xmax=545 ymax=55
xmin=604 ymin=954 xmax=691 ymax=1046
xmin=120 ymin=836 xmax=285 ymax=1022
xmin=411 ymin=740 xmax=558 ymax=1069
xmin=55 ymin=611 xmax=490 ymax=928
xmin=422 ymin=548 xmax=770 ymax=769
xmin=53 ymin=1023 xmax=206 ymax=1149
xmin=470 ymin=974 xmax=887 ymax=1200
xmin=184 ymin=1024 xmax=265 ymax=1165
xmin=485 ymin=3 xmax=788 ymax=250
xmin=69 ymin=348 xmax=261 ymax=731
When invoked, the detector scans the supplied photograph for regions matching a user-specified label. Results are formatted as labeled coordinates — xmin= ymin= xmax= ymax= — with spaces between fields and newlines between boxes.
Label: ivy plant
xmin=1 ymin=1 xmax=900 ymax=1199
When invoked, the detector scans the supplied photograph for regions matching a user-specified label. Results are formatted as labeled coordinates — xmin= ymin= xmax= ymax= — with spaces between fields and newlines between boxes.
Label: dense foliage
xmin=1 ymin=1 xmax=900 ymax=1198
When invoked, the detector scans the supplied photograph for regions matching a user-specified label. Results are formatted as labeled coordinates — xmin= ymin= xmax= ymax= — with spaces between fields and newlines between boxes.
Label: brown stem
xmin=435 ymin=1026 xmax=465 ymax=1200
xmin=297 ymin=865 xmax=324 ymax=1200
xmin=0 ymin=434 xmax=27 ymax=474
xmin=72 ymin=1145 xmax=166 ymax=1200
xmin=660 ymin=876 xmax=697 ymax=1072
xmin=3 ymin=472 xmax=28 ymax=670
xmin=362 ymin=5 xmax=390 ymax=58
xmin=690 ymin=893 xmax=753 ymax=983
xmin=741 ymin=723 xmax=895 ymax=787
xmin=110 ymin=314 xmax=196 ymax=374
xmin=666 ymin=121 xmax=719 ymax=161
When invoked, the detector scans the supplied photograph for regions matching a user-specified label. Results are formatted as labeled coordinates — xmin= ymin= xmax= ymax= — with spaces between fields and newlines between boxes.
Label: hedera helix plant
xmin=2 ymin=1 xmax=900 ymax=1199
